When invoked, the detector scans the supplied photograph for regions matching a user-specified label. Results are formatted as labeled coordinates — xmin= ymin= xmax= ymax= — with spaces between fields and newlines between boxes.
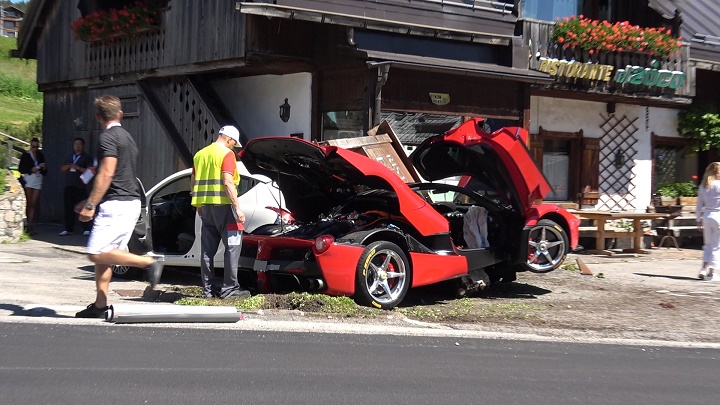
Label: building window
xmin=322 ymin=111 xmax=364 ymax=141
xmin=521 ymin=0 xmax=583 ymax=21
xmin=119 ymin=95 xmax=141 ymax=117
xmin=652 ymin=138 xmax=695 ymax=192
xmin=543 ymin=139 xmax=571 ymax=200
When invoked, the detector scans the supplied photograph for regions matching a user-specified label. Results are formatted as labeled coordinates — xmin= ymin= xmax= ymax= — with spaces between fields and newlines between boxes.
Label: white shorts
xmin=23 ymin=173 xmax=43 ymax=190
xmin=86 ymin=200 xmax=141 ymax=255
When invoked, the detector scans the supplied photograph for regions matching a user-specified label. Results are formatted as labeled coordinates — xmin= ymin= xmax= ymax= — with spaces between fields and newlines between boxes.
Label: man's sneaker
xmin=75 ymin=303 xmax=108 ymax=318
xmin=83 ymin=230 xmax=91 ymax=236
xmin=58 ymin=230 xmax=71 ymax=236
xmin=146 ymin=258 xmax=164 ymax=289
xmin=221 ymin=289 xmax=251 ymax=300
xmin=699 ymin=268 xmax=708 ymax=280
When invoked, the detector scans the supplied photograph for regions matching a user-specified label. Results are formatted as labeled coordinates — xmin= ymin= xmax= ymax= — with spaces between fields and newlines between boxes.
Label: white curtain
xmin=543 ymin=153 xmax=569 ymax=200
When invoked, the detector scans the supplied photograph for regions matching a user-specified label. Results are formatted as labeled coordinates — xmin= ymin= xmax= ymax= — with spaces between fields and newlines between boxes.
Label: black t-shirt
xmin=97 ymin=125 xmax=140 ymax=201
xmin=63 ymin=151 xmax=93 ymax=189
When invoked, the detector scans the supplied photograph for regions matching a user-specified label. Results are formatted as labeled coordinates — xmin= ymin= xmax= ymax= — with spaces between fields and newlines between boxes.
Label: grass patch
xmin=397 ymin=300 xmax=545 ymax=322
xmin=0 ymin=37 xmax=43 ymax=137
xmin=561 ymin=262 xmax=580 ymax=272
xmin=174 ymin=289 xmax=382 ymax=316
xmin=0 ymin=94 xmax=42 ymax=135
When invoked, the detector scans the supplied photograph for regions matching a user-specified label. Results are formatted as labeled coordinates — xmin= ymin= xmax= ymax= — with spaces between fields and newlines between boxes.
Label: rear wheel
xmin=354 ymin=241 xmax=411 ymax=309
xmin=523 ymin=219 xmax=569 ymax=273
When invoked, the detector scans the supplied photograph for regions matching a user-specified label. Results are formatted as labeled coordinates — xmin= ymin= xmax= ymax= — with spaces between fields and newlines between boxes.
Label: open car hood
xmin=239 ymin=137 xmax=434 ymax=226
xmin=410 ymin=118 xmax=551 ymax=211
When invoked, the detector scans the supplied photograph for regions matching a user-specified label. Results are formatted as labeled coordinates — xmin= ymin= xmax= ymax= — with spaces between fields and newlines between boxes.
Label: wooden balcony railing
xmin=521 ymin=19 xmax=693 ymax=99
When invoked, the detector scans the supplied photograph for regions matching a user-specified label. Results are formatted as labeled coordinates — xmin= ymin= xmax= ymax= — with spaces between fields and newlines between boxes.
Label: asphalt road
xmin=1 ymin=323 xmax=718 ymax=405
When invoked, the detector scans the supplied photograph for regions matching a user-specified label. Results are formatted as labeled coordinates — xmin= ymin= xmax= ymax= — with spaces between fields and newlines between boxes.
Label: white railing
xmin=0 ymin=131 xmax=30 ymax=166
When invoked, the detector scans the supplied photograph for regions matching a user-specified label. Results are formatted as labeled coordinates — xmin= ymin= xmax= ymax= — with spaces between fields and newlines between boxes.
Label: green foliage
xmin=15 ymin=115 xmax=43 ymax=141
xmin=678 ymin=106 xmax=720 ymax=152
xmin=658 ymin=181 xmax=697 ymax=198
xmin=674 ymin=181 xmax=698 ymax=197
xmin=657 ymin=182 xmax=679 ymax=198
xmin=0 ymin=37 xmax=42 ymax=138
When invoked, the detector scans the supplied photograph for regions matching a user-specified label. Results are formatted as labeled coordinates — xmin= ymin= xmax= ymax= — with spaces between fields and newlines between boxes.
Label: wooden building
xmin=15 ymin=0 xmax=552 ymax=222
xmin=15 ymin=0 xmax=720 ymax=221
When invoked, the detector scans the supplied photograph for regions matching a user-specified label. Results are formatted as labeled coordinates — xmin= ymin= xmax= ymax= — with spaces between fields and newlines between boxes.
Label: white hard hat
xmin=219 ymin=125 xmax=240 ymax=145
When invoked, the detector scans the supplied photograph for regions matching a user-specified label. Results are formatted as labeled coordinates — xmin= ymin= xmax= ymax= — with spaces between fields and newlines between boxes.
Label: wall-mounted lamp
xmin=606 ymin=102 xmax=616 ymax=115
xmin=614 ymin=149 xmax=625 ymax=169
xmin=279 ymin=98 xmax=291 ymax=123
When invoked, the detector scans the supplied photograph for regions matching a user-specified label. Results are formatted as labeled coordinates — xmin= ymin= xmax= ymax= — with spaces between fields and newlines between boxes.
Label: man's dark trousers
xmin=63 ymin=185 xmax=90 ymax=233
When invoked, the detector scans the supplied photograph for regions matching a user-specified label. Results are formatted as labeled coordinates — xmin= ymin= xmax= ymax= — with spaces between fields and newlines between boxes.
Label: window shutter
xmin=580 ymin=136 xmax=600 ymax=203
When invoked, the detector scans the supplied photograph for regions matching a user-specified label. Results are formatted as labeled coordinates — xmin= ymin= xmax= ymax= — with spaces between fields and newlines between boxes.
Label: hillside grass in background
xmin=0 ymin=37 xmax=42 ymax=137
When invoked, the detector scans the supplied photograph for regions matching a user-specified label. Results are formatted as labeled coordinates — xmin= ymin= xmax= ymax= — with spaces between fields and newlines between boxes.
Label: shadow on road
xmin=634 ymin=272 xmax=701 ymax=282
xmin=478 ymin=282 xmax=552 ymax=299
xmin=0 ymin=303 xmax=74 ymax=318
xmin=399 ymin=281 xmax=552 ymax=307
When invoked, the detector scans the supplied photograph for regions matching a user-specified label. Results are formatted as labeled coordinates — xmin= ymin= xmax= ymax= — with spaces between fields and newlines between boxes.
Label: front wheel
xmin=111 ymin=264 xmax=143 ymax=279
xmin=354 ymin=241 xmax=411 ymax=309
xmin=110 ymin=236 xmax=148 ymax=279
xmin=523 ymin=219 xmax=569 ymax=273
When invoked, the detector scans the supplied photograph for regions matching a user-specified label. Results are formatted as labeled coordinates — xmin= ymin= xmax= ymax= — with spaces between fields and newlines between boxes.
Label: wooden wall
xmin=381 ymin=69 xmax=522 ymax=118
xmin=36 ymin=0 xmax=246 ymax=86
xmin=39 ymin=85 xmax=181 ymax=222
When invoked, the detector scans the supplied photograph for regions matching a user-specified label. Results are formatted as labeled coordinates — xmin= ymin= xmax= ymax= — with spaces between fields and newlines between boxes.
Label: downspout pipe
xmin=370 ymin=63 xmax=391 ymax=127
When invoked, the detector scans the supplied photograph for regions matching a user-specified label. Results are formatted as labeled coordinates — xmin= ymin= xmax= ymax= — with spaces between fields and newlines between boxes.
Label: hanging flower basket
xmin=552 ymin=15 xmax=682 ymax=59
xmin=71 ymin=1 xmax=163 ymax=45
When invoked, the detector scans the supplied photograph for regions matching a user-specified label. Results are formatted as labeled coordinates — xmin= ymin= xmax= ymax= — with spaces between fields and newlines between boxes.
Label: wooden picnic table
xmin=570 ymin=210 xmax=670 ymax=255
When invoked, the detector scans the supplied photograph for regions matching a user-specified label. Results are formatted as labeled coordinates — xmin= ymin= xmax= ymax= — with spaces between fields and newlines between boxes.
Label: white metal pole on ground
xmin=105 ymin=304 xmax=243 ymax=323
xmin=110 ymin=312 xmax=244 ymax=324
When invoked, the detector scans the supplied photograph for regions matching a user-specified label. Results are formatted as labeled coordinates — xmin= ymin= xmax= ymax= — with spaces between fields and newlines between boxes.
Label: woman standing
xmin=18 ymin=138 xmax=46 ymax=234
xmin=696 ymin=162 xmax=720 ymax=281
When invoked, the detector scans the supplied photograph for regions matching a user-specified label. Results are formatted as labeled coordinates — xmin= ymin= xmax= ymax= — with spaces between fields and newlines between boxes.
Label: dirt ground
xmin=213 ymin=246 xmax=720 ymax=343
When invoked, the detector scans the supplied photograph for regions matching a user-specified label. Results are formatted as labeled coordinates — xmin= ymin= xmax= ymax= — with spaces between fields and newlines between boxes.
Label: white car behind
xmin=112 ymin=161 xmax=286 ymax=278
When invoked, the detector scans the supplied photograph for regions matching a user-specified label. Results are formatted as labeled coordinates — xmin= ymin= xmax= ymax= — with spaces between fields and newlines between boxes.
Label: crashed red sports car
xmin=238 ymin=118 xmax=579 ymax=309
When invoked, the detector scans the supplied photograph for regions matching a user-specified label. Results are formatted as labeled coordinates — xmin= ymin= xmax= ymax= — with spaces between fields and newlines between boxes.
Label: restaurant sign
xmin=537 ymin=57 xmax=686 ymax=89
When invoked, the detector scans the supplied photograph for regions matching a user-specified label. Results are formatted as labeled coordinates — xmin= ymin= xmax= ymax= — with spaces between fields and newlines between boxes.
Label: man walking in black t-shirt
xmin=75 ymin=95 xmax=164 ymax=318
xmin=59 ymin=137 xmax=94 ymax=236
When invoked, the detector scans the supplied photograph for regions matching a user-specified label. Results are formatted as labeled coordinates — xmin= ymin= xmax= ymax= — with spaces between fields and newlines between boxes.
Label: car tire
xmin=111 ymin=263 xmax=143 ymax=279
xmin=354 ymin=241 xmax=411 ymax=310
xmin=110 ymin=237 xmax=148 ymax=279
xmin=523 ymin=219 xmax=569 ymax=273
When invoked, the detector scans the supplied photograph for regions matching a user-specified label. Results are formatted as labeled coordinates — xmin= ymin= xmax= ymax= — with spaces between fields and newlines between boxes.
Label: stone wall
xmin=0 ymin=172 xmax=26 ymax=241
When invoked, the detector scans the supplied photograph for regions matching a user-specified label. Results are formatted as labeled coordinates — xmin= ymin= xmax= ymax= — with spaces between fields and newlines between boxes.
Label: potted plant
xmin=71 ymin=0 xmax=166 ymax=45
xmin=657 ymin=182 xmax=680 ymax=206
xmin=674 ymin=181 xmax=698 ymax=209
xmin=552 ymin=15 xmax=681 ymax=58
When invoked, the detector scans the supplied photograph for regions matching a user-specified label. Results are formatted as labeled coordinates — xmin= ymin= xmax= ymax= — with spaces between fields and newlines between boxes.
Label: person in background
xmin=696 ymin=161 xmax=720 ymax=281
xmin=59 ymin=137 xmax=94 ymax=236
xmin=75 ymin=95 xmax=164 ymax=318
xmin=190 ymin=125 xmax=250 ymax=299
xmin=18 ymin=138 xmax=46 ymax=235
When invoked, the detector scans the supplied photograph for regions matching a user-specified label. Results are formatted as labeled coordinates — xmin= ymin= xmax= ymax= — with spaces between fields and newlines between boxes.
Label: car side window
xmin=238 ymin=177 xmax=259 ymax=197
xmin=154 ymin=176 xmax=191 ymax=202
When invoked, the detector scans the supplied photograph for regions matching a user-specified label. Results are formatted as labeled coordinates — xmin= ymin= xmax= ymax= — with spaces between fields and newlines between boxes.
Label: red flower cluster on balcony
xmin=71 ymin=1 xmax=162 ymax=44
xmin=552 ymin=15 xmax=682 ymax=58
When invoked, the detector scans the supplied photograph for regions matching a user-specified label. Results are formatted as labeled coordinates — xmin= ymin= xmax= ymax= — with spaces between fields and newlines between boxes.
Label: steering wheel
xmin=172 ymin=191 xmax=194 ymax=217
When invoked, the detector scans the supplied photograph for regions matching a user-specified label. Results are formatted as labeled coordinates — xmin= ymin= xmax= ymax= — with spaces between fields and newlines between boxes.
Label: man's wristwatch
xmin=85 ymin=202 xmax=96 ymax=210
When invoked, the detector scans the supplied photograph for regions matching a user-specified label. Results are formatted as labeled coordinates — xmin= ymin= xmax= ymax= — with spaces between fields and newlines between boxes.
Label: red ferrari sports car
xmin=238 ymin=118 xmax=579 ymax=309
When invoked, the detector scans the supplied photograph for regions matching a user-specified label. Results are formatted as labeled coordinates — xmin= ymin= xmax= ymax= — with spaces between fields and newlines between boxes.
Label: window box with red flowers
xmin=71 ymin=1 xmax=164 ymax=45
xmin=551 ymin=15 xmax=682 ymax=59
